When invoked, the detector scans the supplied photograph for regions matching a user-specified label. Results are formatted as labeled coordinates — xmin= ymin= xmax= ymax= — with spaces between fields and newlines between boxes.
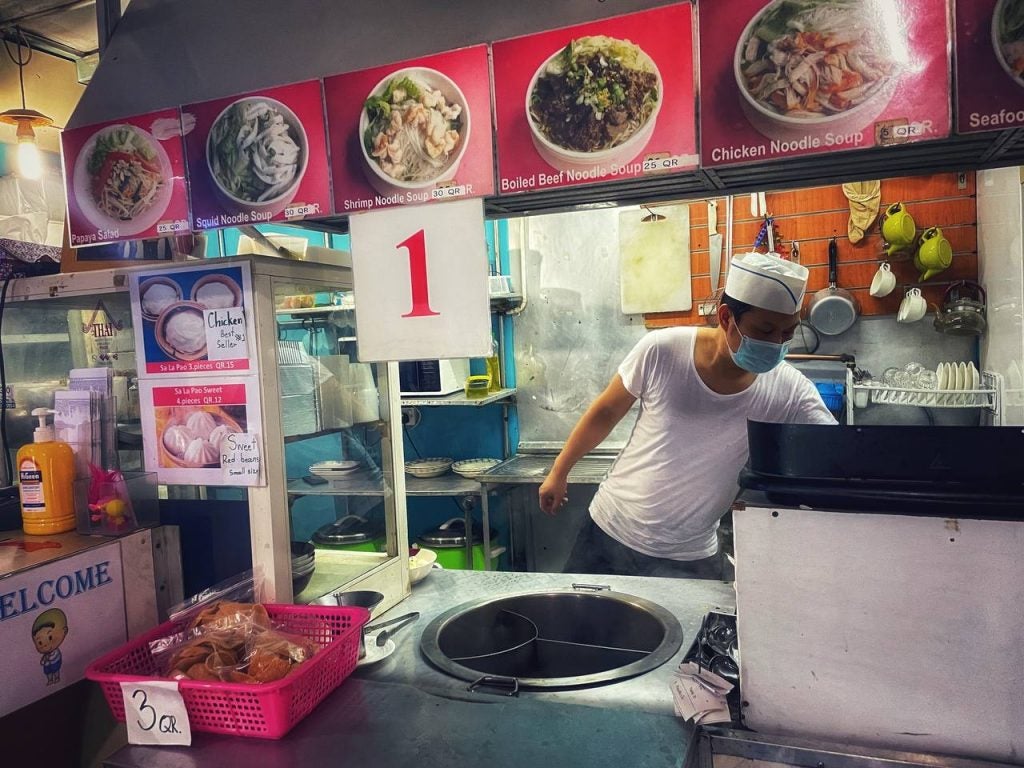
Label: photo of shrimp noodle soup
xmin=529 ymin=36 xmax=660 ymax=153
xmin=996 ymin=0 xmax=1024 ymax=83
xmin=363 ymin=74 xmax=464 ymax=184
xmin=739 ymin=0 xmax=898 ymax=120
xmin=209 ymin=99 xmax=303 ymax=203
xmin=87 ymin=125 xmax=165 ymax=221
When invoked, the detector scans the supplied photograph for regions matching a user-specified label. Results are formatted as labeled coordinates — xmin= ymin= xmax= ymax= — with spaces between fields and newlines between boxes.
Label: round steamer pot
xmin=418 ymin=517 xmax=500 ymax=571
xmin=807 ymin=237 xmax=858 ymax=336
xmin=312 ymin=514 xmax=384 ymax=552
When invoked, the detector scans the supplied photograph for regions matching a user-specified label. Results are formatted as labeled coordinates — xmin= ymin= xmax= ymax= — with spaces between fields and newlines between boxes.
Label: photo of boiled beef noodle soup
xmin=158 ymin=406 xmax=243 ymax=468
xmin=529 ymin=36 xmax=661 ymax=154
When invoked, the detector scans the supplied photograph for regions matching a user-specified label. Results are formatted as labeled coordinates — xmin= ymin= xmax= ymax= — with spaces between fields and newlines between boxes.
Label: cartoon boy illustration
xmin=31 ymin=608 xmax=69 ymax=686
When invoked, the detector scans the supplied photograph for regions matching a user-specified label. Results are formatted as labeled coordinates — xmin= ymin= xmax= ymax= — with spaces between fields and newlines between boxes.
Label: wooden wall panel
xmin=645 ymin=172 xmax=978 ymax=328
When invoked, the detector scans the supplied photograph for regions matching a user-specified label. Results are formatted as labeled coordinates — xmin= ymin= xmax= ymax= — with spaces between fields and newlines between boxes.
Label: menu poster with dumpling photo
xmin=491 ymin=3 xmax=696 ymax=194
xmin=61 ymin=108 xmax=191 ymax=246
xmin=138 ymin=376 xmax=264 ymax=486
xmin=182 ymin=80 xmax=331 ymax=229
xmin=699 ymin=0 xmax=951 ymax=167
xmin=955 ymin=0 xmax=1024 ymax=133
xmin=129 ymin=261 xmax=257 ymax=377
xmin=324 ymin=44 xmax=494 ymax=212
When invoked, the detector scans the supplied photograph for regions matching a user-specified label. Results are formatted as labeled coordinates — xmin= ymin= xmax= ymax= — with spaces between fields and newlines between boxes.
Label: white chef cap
xmin=724 ymin=252 xmax=809 ymax=314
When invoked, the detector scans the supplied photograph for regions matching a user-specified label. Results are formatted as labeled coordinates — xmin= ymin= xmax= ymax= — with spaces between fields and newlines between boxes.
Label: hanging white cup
xmin=869 ymin=262 xmax=896 ymax=297
xmin=897 ymin=287 xmax=927 ymax=323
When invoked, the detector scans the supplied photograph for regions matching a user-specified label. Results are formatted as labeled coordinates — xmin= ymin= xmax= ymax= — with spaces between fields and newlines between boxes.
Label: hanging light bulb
xmin=0 ymin=29 xmax=53 ymax=181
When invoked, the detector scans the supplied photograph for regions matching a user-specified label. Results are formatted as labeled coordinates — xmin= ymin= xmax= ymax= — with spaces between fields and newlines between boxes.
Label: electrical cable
xmin=0 ymin=276 xmax=13 ymax=486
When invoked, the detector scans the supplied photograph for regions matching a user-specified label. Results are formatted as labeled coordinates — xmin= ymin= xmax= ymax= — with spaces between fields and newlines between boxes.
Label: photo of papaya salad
xmin=73 ymin=123 xmax=173 ymax=235
xmin=735 ymin=0 xmax=901 ymax=137
xmin=993 ymin=0 xmax=1024 ymax=87
xmin=358 ymin=67 xmax=470 ymax=195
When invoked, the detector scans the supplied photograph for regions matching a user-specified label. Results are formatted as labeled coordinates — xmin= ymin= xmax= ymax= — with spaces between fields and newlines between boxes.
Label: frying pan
xmin=807 ymin=237 xmax=858 ymax=335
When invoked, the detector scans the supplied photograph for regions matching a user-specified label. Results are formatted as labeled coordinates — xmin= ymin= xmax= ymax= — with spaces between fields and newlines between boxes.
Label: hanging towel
xmin=842 ymin=181 xmax=881 ymax=244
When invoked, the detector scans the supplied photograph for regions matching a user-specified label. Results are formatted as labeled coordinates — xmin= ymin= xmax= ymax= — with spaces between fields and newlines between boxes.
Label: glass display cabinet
xmin=1 ymin=255 xmax=411 ymax=613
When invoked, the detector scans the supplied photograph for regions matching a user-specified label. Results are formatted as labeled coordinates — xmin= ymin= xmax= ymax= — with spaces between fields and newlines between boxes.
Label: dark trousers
xmin=563 ymin=516 xmax=729 ymax=580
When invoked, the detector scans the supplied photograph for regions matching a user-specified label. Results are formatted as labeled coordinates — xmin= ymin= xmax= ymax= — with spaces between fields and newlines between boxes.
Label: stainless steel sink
xmin=420 ymin=587 xmax=684 ymax=689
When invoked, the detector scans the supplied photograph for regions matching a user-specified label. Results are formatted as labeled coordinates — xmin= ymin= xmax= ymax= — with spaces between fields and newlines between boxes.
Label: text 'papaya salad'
xmin=87 ymin=125 xmax=165 ymax=221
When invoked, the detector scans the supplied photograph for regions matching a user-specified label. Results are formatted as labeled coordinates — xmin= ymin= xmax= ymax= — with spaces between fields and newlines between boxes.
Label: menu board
xmin=182 ymin=80 xmax=331 ymax=229
xmin=325 ymin=45 xmax=493 ymax=212
xmin=956 ymin=0 xmax=1024 ymax=133
xmin=700 ymin=0 xmax=951 ymax=167
xmin=492 ymin=3 xmax=697 ymax=194
xmin=128 ymin=261 xmax=257 ymax=376
xmin=138 ymin=376 xmax=263 ymax=486
xmin=62 ymin=109 xmax=190 ymax=246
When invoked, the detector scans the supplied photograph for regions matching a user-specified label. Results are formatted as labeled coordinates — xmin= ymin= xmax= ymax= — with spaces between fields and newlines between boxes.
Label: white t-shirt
xmin=590 ymin=327 xmax=836 ymax=561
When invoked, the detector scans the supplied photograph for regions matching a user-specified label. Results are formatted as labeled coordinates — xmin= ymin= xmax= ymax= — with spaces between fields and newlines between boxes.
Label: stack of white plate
xmin=309 ymin=460 xmax=362 ymax=478
xmin=451 ymin=458 xmax=502 ymax=478
xmin=936 ymin=361 xmax=980 ymax=405
xmin=405 ymin=457 xmax=453 ymax=478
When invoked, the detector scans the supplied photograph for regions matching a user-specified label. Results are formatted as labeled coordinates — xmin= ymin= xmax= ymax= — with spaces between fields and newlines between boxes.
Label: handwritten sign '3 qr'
xmin=119 ymin=680 xmax=192 ymax=746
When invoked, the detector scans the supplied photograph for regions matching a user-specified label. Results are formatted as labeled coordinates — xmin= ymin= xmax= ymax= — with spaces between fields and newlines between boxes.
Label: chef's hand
xmin=539 ymin=475 xmax=569 ymax=516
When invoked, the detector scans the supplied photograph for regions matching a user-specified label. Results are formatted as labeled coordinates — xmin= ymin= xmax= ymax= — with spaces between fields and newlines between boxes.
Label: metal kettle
xmin=933 ymin=280 xmax=986 ymax=336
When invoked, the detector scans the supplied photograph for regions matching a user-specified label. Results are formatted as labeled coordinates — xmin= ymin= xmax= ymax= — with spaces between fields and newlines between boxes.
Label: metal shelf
xmin=288 ymin=472 xmax=485 ymax=498
xmin=400 ymin=388 xmax=515 ymax=407
xmin=861 ymin=386 xmax=995 ymax=408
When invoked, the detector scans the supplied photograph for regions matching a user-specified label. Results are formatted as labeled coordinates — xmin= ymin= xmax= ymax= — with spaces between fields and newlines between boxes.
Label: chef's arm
xmin=538 ymin=375 xmax=637 ymax=515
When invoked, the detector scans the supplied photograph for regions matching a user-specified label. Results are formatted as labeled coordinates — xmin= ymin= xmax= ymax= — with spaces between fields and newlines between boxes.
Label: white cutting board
xmin=618 ymin=205 xmax=691 ymax=314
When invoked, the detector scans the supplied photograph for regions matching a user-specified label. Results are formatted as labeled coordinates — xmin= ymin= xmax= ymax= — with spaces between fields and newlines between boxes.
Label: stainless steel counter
xmin=479 ymin=454 xmax=616 ymax=485
xmin=354 ymin=568 xmax=736 ymax=714
xmin=103 ymin=569 xmax=733 ymax=768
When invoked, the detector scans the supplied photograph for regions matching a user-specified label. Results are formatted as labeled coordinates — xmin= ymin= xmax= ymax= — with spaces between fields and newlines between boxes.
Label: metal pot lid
xmin=313 ymin=515 xmax=382 ymax=545
xmin=419 ymin=517 xmax=496 ymax=547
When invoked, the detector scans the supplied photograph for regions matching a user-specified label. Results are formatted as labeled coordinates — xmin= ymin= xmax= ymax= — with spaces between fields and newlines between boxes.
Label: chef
xmin=538 ymin=252 xmax=836 ymax=578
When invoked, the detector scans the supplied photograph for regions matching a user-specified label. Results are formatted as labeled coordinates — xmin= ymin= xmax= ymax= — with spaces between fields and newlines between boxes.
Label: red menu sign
xmin=700 ymin=0 xmax=951 ymax=167
xmin=62 ymin=109 xmax=190 ymax=246
xmin=182 ymin=80 xmax=331 ymax=230
xmin=325 ymin=45 xmax=493 ymax=212
xmin=956 ymin=0 xmax=1024 ymax=133
xmin=492 ymin=3 xmax=696 ymax=194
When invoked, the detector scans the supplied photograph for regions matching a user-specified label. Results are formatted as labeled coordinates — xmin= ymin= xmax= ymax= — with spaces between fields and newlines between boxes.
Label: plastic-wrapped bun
xmin=183 ymin=438 xmax=220 ymax=467
xmin=208 ymin=423 xmax=239 ymax=451
xmin=186 ymin=410 xmax=218 ymax=440
xmin=162 ymin=425 xmax=195 ymax=457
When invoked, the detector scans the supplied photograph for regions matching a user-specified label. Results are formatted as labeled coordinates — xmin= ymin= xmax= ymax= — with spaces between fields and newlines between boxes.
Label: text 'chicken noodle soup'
xmin=529 ymin=36 xmax=661 ymax=154
xmin=207 ymin=98 xmax=307 ymax=207
xmin=736 ymin=0 xmax=900 ymax=138
xmin=361 ymin=69 xmax=467 ymax=189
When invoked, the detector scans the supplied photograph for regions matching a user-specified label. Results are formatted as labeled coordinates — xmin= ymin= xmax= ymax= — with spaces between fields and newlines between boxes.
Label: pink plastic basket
xmin=86 ymin=604 xmax=369 ymax=740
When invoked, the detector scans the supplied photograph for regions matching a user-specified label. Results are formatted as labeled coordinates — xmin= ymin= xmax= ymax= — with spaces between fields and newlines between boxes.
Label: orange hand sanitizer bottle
xmin=17 ymin=408 xmax=75 ymax=535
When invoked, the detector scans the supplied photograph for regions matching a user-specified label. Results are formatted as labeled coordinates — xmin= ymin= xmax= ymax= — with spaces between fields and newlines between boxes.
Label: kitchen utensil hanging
xmin=807 ymin=237 xmax=859 ymax=336
xmin=933 ymin=280 xmax=987 ymax=336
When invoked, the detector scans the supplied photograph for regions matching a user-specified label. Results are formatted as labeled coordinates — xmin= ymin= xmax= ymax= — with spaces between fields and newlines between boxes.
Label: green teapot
xmin=880 ymin=202 xmax=916 ymax=257
xmin=914 ymin=226 xmax=952 ymax=281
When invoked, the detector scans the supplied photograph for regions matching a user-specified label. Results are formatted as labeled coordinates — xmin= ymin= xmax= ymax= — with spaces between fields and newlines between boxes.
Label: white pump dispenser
xmin=30 ymin=407 xmax=56 ymax=443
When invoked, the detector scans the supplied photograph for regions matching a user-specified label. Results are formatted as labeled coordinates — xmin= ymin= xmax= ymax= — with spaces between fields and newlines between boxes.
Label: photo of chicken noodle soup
xmin=738 ymin=0 xmax=898 ymax=121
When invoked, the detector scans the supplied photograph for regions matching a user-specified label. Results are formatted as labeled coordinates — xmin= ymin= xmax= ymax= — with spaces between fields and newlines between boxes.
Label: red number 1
xmin=397 ymin=229 xmax=439 ymax=318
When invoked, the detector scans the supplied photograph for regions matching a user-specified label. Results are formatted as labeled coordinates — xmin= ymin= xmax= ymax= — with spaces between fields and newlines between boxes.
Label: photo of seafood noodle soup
xmin=996 ymin=0 xmax=1024 ymax=82
xmin=529 ymin=36 xmax=660 ymax=153
xmin=739 ymin=0 xmax=897 ymax=119
xmin=209 ymin=101 xmax=302 ymax=202
xmin=363 ymin=76 xmax=463 ymax=183
xmin=87 ymin=126 xmax=165 ymax=221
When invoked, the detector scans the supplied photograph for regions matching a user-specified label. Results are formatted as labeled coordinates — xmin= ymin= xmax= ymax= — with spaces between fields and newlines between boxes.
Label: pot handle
xmin=468 ymin=675 xmax=519 ymax=697
xmin=828 ymin=236 xmax=838 ymax=288
xmin=944 ymin=280 xmax=987 ymax=305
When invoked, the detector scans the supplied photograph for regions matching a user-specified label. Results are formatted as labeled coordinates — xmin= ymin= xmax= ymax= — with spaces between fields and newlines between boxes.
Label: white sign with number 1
xmin=348 ymin=198 xmax=492 ymax=362
xmin=120 ymin=680 xmax=192 ymax=746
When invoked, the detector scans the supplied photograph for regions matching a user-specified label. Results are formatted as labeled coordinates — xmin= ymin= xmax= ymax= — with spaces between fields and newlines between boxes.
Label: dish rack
xmin=845 ymin=368 xmax=1004 ymax=425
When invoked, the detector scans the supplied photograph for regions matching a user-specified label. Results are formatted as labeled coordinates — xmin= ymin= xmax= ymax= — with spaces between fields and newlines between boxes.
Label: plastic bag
xmin=166 ymin=568 xmax=265 ymax=627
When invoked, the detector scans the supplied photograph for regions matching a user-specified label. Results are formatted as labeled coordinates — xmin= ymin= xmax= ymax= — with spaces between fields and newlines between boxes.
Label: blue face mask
xmin=729 ymin=329 xmax=789 ymax=373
